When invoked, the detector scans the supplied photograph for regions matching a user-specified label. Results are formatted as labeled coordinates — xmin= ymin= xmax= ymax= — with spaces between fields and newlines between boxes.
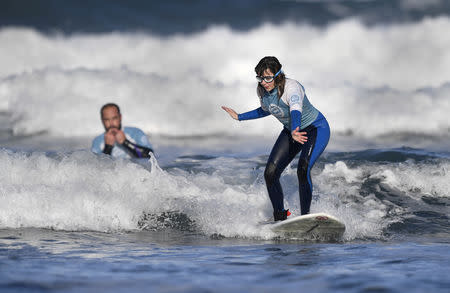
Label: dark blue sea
xmin=0 ymin=0 xmax=449 ymax=292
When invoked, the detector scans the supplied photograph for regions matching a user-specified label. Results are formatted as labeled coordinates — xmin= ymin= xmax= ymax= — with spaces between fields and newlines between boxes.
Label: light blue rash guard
xmin=238 ymin=78 xmax=319 ymax=131
xmin=91 ymin=126 xmax=153 ymax=159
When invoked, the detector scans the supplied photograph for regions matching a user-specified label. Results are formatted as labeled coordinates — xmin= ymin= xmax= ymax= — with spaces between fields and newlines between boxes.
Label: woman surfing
xmin=222 ymin=56 xmax=330 ymax=221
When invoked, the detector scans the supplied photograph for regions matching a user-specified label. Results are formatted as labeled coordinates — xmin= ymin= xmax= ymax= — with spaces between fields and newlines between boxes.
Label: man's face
xmin=101 ymin=106 xmax=122 ymax=131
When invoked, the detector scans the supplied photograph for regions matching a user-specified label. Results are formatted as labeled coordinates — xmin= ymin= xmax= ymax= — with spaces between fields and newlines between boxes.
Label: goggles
xmin=256 ymin=69 xmax=282 ymax=83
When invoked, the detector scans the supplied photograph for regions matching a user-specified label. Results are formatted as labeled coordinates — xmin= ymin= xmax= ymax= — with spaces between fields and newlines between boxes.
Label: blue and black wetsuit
xmin=238 ymin=78 xmax=330 ymax=220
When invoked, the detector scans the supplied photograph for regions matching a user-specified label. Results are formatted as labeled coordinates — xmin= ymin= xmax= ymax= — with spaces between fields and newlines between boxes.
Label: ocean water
xmin=0 ymin=0 xmax=449 ymax=292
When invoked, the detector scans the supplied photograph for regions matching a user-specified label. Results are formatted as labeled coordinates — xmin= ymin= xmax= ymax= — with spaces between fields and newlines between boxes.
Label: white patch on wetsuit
xmin=281 ymin=79 xmax=319 ymax=129
xmin=289 ymin=95 xmax=302 ymax=112
xmin=257 ymin=78 xmax=319 ymax=130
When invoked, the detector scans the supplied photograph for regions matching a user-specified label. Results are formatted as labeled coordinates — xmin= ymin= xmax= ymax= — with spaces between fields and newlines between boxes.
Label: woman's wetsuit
xmin=238 ymin=78 xmax=330 ymax=220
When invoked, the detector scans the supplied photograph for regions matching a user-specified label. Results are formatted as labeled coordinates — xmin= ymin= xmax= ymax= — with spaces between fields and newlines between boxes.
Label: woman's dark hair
xmin=255 ymin=56 xmax=286 ymax=98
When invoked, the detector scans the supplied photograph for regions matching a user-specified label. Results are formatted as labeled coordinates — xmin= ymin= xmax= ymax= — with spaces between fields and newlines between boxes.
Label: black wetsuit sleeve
xmin=122 ymin=139 xmax=153 ymax=158
xmin=103 ymin=144 xmax=114 ymax=155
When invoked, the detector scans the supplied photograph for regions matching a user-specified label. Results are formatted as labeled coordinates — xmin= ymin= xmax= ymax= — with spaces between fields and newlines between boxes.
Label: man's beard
xmin=106 ymin=123 xmax=122 ymax=132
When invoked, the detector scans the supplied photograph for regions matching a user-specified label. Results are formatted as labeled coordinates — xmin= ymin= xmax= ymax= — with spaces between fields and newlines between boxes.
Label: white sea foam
xmin=1 ymin=17 xmax=449 ymax=88
xmin=316 ymin=159 xmax=450 ymax=238
xmin=1 ymin=66 xmax=449 ymax=139
xmin=0 ymin=17 xmax=449 ymax=138
xmin=0 ymin=150 xmax=271 ymax=237
xmin=1 ymin=149 xmax=447 ymax=240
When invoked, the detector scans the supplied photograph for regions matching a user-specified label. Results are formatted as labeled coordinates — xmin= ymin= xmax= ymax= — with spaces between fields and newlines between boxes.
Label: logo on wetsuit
xmin=268 ymin=104 xmax=285 ymax=117
xmin=289 ymin=95 xmax=301 ymax=104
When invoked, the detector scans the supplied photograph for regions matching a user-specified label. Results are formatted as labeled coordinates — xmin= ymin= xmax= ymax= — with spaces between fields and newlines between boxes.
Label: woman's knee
xmin=264 ymin=162 xmax=279 ymax=186
xmin=297 ymin=158 xmax=309 ymax=182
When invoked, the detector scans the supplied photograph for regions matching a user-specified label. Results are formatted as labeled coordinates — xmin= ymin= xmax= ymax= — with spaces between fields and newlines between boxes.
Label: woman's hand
xmin=221 ymin=106 xmax=239 ymax=120
xmin=292 ymin=127 xmax=308 ymax=144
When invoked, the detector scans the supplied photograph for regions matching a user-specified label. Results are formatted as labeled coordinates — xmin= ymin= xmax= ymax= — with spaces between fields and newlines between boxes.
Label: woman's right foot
xmin=273 ymin=209 xmax=291 ymax=221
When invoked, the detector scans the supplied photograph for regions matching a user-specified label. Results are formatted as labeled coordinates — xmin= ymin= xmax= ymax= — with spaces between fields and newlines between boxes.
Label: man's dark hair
xmin=100 ymin=103 xmax=121 ymax=118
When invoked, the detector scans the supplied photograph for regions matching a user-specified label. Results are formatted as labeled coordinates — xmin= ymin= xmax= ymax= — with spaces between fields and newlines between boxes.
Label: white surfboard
xmin=270 ymin=213 xmax=345 ymax=240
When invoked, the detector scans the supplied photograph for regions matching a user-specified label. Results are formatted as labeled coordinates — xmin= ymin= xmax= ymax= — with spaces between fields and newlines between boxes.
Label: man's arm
xmin=101 ymin=129 xmax=118 ymax=155
xmin=122 ymin=139 xmax=153 ymax=158
xmin=102 ymin=144 xmax=114 ymax=155
xmin=117 ymin=128 xmax=154 ymax=158
xmin=91 ymin=135 xmax=112 ymax=155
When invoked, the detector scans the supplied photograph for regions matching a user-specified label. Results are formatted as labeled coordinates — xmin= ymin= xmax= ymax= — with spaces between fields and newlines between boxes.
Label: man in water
xmin=91 ymin=103 xmax=154 ymax=159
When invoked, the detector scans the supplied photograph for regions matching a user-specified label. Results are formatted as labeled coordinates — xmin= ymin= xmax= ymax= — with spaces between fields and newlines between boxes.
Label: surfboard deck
xmin=269 ymin=212 xmax=345 ymax=240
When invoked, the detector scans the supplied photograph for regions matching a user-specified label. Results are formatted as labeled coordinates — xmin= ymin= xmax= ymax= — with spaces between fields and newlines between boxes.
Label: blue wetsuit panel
xmin=290 ymin=110 xmax=302 ymax=132
xmin=264 ymin=112 xmax=330 ymax=215
xmin=238 ymin=107 xmax=270 ymax=121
